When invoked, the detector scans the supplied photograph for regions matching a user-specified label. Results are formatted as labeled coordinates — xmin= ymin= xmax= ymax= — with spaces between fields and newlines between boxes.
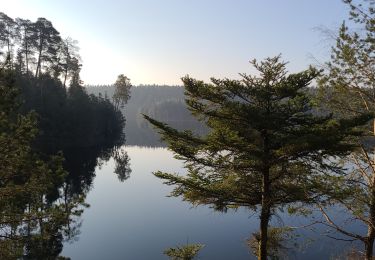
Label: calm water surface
xmin=62 ymin=146 xmax=362 ymax=259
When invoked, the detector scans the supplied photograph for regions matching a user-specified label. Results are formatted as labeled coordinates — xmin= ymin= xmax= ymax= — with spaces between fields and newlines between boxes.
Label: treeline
xmin=0 ymin=13 xmax=79 ymax=86
xmin=0 ymin=12 xmax=125 ymax=154
xmin=87 ymin=84 xmax=206 ymax=146
xmin=0 ymin=13 xmax=127 ymax=259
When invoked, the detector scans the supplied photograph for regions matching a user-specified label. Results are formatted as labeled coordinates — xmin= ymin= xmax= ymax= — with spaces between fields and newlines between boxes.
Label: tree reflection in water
xmin=0 ymin=142 xmax=130 ymax=259
xmin=113 ymin=147 xmax=132 ymax=182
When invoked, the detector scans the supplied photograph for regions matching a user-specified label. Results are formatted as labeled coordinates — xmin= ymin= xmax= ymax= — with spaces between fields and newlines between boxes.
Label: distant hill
xmin=86 ymin=85 xmax=207 ymax=146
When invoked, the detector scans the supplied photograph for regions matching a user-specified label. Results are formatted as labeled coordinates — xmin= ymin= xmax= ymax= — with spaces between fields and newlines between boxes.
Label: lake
xmin=61 ymin=145 xmax=363 ymax=259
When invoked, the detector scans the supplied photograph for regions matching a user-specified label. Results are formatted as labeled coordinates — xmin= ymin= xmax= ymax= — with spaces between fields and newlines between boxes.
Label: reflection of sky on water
xmin=63 ymin=146 xmax=365 ymax=259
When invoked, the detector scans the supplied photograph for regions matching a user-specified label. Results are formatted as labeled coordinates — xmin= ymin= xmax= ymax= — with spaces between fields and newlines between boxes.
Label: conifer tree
xmin=0 ymin=12 xmax=17 ymax=60
xmin=33 ymin=18 xmax=61 ymax=78
xmin=15 ymin=18 xmax=36 ymax=76
xmin=164 ymin=243 xmax=204 ymax=260
xmin=144 ymin=56 xmax=371 ymax=259
xmin=0 ymin=63 xmax=82 ymax=259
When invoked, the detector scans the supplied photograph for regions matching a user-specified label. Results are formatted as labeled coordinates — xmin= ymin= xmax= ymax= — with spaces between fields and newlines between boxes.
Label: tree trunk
xmin=6 ymin=32 xmax=12 ymax=70
xmin=367 ymin=119 xmax=375 ymax=260
xmin=27 ymin=204 xmax=31 ymax=237
xmin=35 ymin=48 xmax=42 ymax=78
xmin=258 ymin=170 xmax=271 ymax=260
xmin=64 ymin=184 xmax=72 ymax=236
xmin=63 ymin=67 xmax=68 ymax=88
xmin=35 ymin=38 xmax=43 ymax=78
xmin=365 ymin=233 xmax=375 ymax=260
xmin=6 ymin=28 xmax=10 ymax=54
xmin=24 ymin=30 xmax=29 ymax=75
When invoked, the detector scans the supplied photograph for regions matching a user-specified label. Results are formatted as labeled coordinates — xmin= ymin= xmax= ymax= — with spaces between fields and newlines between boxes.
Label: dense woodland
xmin=1 ymin=0 xmax=375 ymax=259
xmin=0 ymin=12 xmax=125 ymax=152
xmin=0 ymin=13 xmax=128 ymax=259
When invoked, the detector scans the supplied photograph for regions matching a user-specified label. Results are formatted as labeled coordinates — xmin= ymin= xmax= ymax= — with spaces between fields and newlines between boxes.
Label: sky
xmin=3 ymin=0 xmax=350 ymax=86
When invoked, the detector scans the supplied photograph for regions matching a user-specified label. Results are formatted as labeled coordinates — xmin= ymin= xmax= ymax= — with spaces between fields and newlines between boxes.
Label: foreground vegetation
xmin=0 ymin=13 xmax=129 ymax=258
xmin=145 ymin=56 xmax=371 ymax=260
xmin=145 ymin=1 xmax=375 ymax=259
xmin=2 ymin=0 xmax=375 ymax=259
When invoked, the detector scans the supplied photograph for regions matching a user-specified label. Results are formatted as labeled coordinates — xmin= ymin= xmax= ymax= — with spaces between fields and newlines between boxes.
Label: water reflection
xmin=2 ymin=117 xmax=364 ymax=259
xmin=62 ymin=146 xmax=367 ymax=260
xmin=113 ymin=147 xmax=132 ymax=182
xmin=0 ymin=141 xmax=131 ymax=259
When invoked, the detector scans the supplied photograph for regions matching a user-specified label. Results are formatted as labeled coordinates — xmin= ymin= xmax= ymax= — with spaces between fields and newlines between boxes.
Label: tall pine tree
xmin=144 ymin=56 xmax=371 ymax=260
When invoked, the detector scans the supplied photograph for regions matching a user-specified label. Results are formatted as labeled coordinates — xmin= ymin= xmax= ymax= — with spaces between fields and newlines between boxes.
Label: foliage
xmin=164 ymin=243 xmax=204 ymax=260
xmin=0 ymin=12 xmax=80 ymax=85
xmin=248 ymin=227 xmax=297 ymax=260
xmin=319 ymin=0 xmax=375 ymax=117
xmin=113 ymin=74 xmax=132 ymax=110
xmin=317 ymin=1 xmax=375 ymax=259
xmin=0 ymin=12 xmax=130 ymax=258
xmin=0 ymin=12 xmax=126 ymax=155
xmin=145 ymin=56 xmax=370 ymax=259
xmin=0 ymin=66 xmax=84 ymax=259
xmin=113 ymin=147 xmax=132 ymax=182
xmin=87 ymin=84 xmax=207 ymax=147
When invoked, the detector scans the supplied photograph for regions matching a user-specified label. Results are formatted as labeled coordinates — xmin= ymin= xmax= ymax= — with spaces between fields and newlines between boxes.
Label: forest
xmin=1 ymin=0 xmax=375 ymax=259
xmin=0 ymin=12 xmax=129 ymax=259
xmin=87 ymin=84 xmax=207 ymax=146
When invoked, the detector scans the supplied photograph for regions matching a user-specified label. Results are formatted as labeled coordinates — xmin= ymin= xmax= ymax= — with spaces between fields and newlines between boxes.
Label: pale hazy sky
xmin=3 ymin=0 xmax=349 ymax=85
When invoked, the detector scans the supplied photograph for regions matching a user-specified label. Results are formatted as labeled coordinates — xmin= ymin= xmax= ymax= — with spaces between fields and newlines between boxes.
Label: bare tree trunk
xmin=63 ymin=67 xmax=68 ymax=88
xmin=35 ymin=49 xmax=41 ymax=78
xmin=24 ymin=31 xmax=29 ymax=75
xmin=35 ymin=39 xmax=43 ymax=78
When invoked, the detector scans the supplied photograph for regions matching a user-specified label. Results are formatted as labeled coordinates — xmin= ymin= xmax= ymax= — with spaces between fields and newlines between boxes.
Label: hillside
xmin=87 ymin=85 xmax=207 ymax=146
